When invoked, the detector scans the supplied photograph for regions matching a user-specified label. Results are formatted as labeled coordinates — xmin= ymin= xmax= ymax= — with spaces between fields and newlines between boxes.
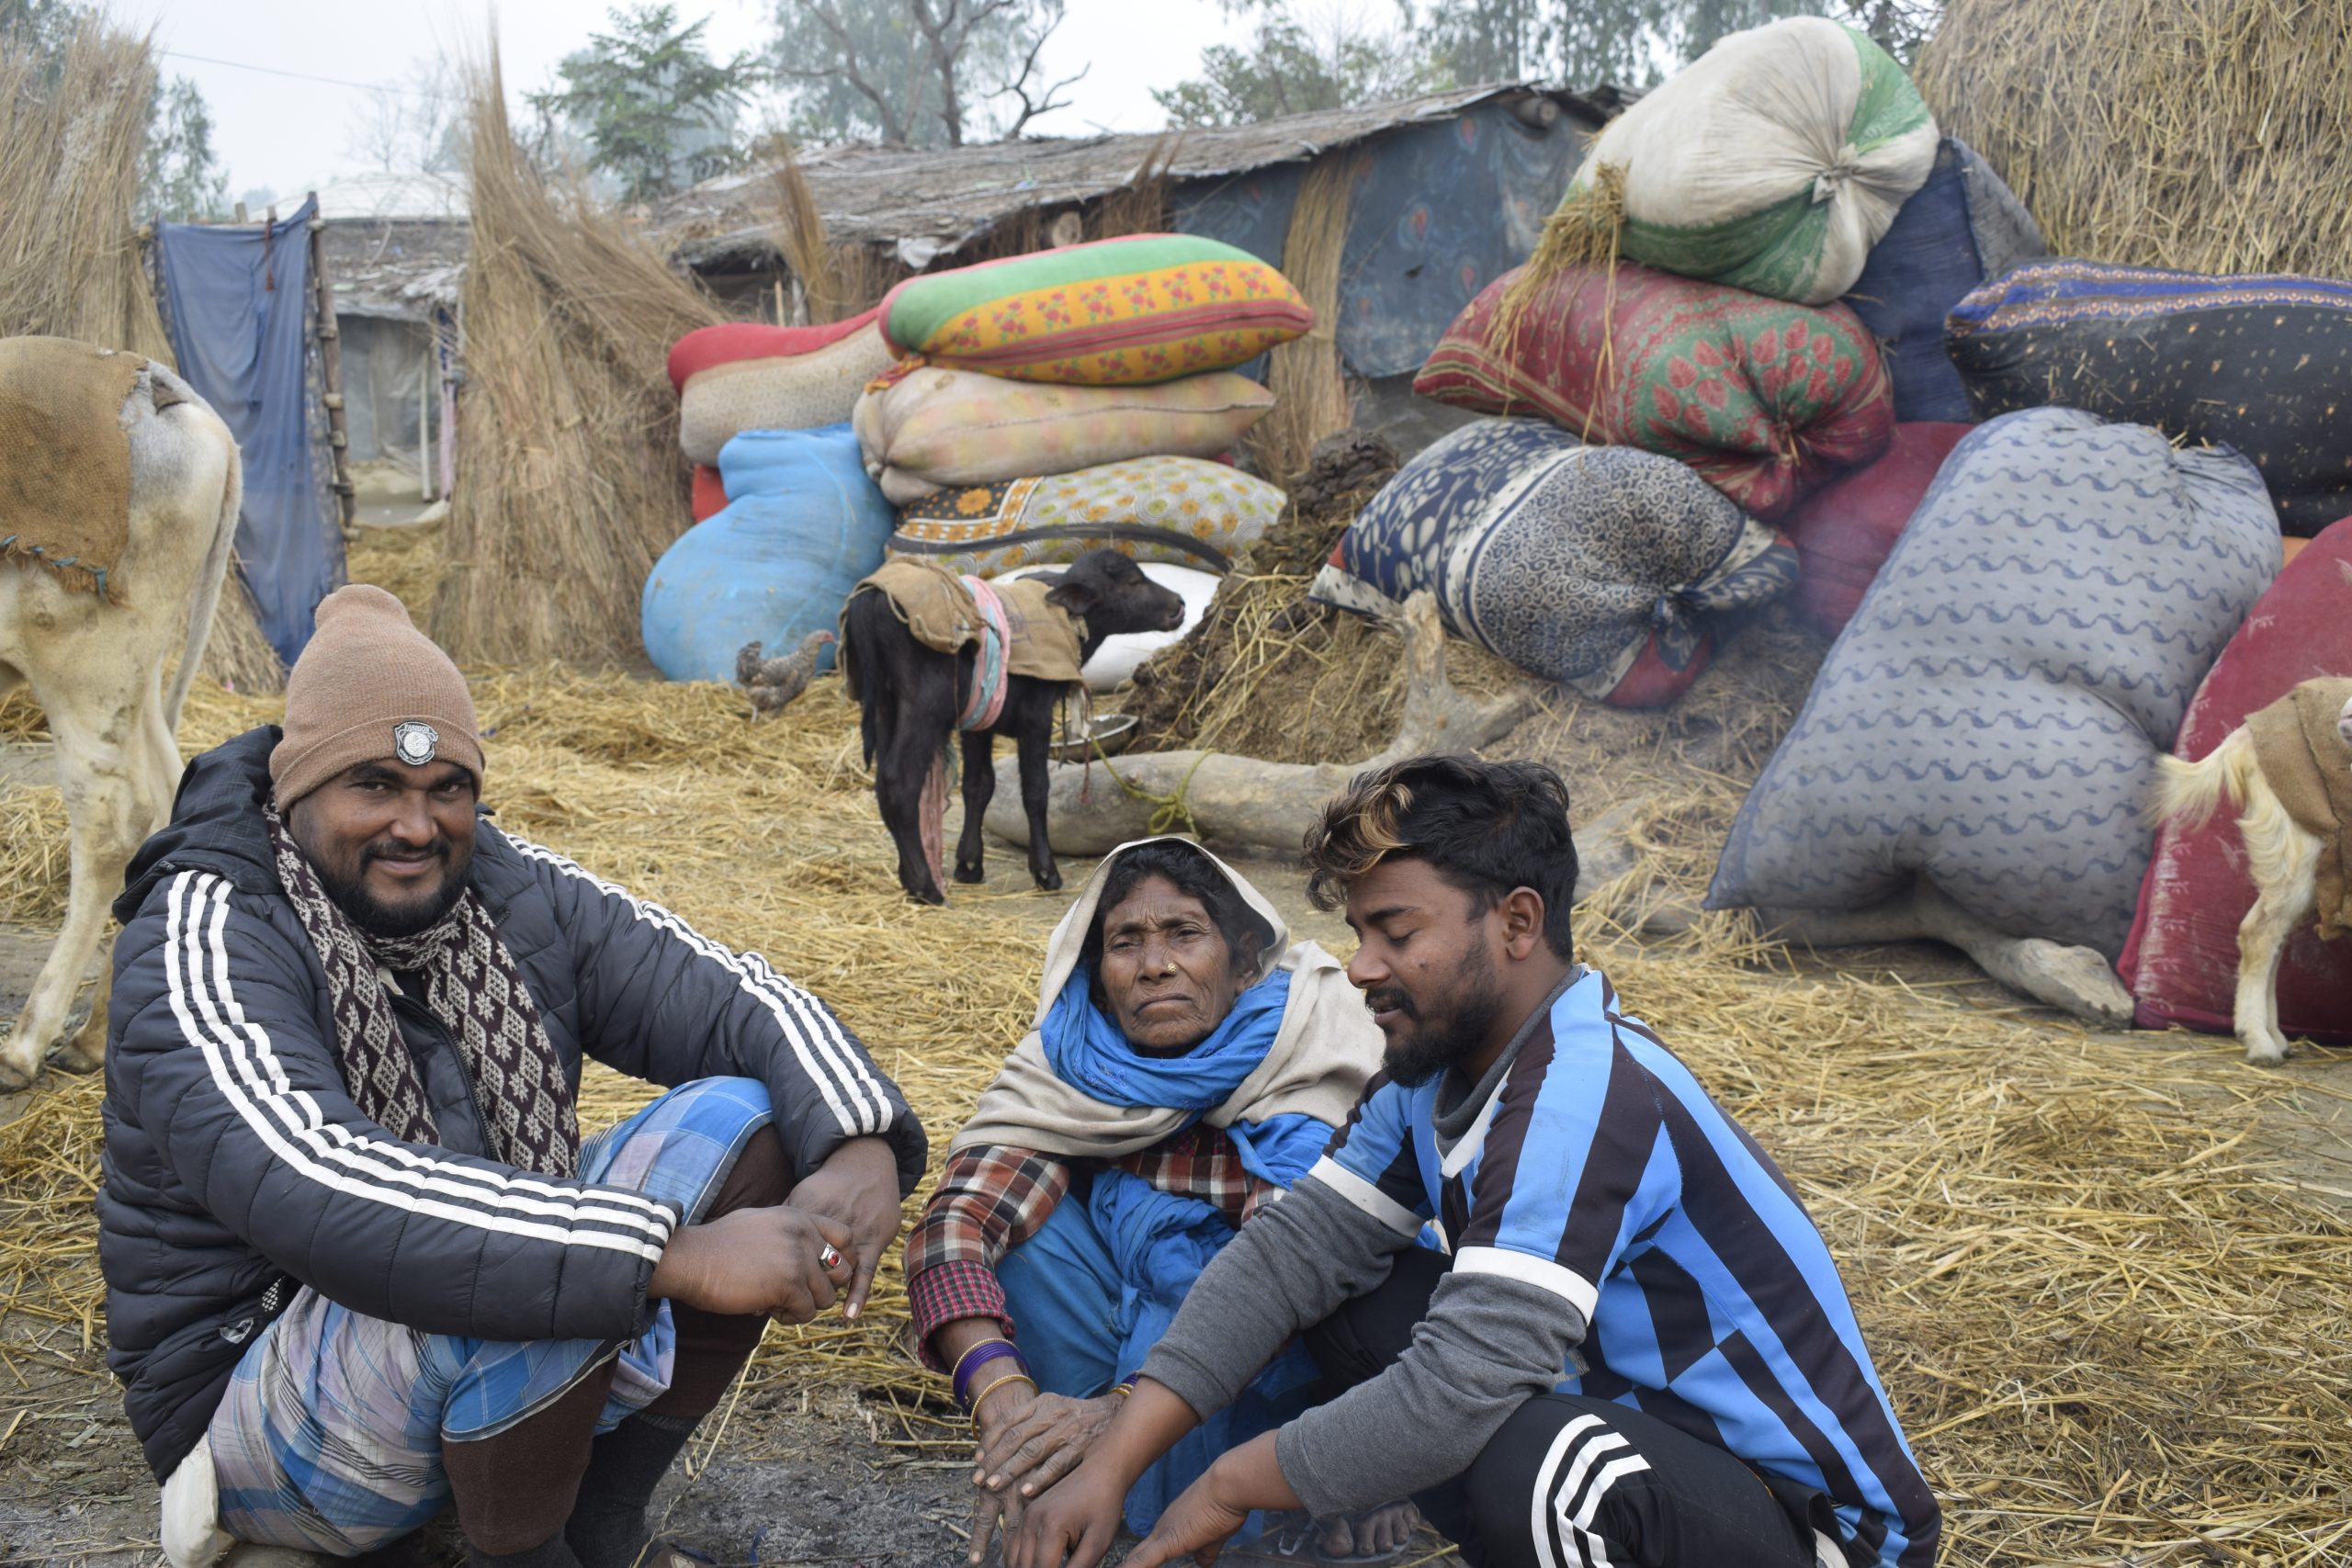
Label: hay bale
xmin=1917 ymin=0 xmax=2352 ymax=277
xmin=1246 ymin=152 xmax=1354 ymax=489
xmin=193 ymin=567 xmax=287 ymax=695
xmin=0 ymin=18 xmax=172 ymax=360
xmin=432 ymin=50 xmax=722 ymax=667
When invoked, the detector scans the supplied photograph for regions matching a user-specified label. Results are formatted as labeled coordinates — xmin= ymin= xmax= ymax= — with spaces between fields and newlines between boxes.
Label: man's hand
xmin=1122 ymin=1467 xmax=1252 ymax=1568
xmin=967 ymin=1391 xmax=1122 ymax=1564
xmin=647 ymin=1205 xmax=854 ymax=1321
xmin=1005 ymin=1456 xmax=1126 ymax=1568
xmin=786 ymin=1135 xmax=905 ymax=1320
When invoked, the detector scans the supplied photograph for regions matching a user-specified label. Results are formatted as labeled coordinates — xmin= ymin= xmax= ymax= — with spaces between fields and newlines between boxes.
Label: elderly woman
xmin=908 ymin=838 xmax=1416 ymax=1564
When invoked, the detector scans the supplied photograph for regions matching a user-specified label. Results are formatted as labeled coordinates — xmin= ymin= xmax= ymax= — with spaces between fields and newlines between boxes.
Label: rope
xmin=1085 ymin=746 xmax=1216 ymax=838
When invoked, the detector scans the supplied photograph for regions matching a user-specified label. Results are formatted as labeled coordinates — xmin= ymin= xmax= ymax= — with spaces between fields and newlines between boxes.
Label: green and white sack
xmin=1524 ymin=17 xmax=1938 ymax=310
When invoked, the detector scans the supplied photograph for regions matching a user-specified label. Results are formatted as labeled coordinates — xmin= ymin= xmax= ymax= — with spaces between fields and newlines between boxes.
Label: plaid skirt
xmin=207 ymin=1077 xmax=774 ymax=1557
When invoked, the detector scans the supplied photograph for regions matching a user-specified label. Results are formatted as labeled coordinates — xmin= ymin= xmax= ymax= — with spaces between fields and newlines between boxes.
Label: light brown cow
xmin=0 ymin=339 xmax=240 ymax=1090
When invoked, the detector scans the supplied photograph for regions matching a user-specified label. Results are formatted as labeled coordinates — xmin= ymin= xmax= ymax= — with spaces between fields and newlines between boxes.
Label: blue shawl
xmin=1039 ymin=964 xmax=1294 ymax=1112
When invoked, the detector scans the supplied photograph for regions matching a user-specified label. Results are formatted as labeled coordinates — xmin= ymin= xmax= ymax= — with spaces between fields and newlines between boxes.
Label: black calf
xmin=840 ymin=550 xmax=1184 ymax=904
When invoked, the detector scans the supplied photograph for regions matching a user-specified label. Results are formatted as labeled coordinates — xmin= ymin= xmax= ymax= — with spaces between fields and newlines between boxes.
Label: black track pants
xmin=1305 ymin=1247 xmax=1820 ymax=1568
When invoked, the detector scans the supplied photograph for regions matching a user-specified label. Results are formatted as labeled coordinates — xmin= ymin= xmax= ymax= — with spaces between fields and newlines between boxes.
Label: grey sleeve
xmin=1139 ymin=1175 xmax=1413 ymax=1420
xmin=1273 ymin=1269 xmax=1587 ymax=1517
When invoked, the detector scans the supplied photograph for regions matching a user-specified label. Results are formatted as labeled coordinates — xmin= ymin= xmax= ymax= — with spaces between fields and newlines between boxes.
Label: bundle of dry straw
xmin=1244 ymin=151 xmax=1356 ymax=489
xmin=1917 ymin=0 xmax=2352 ymax=278
xmin=0 ymin=19 xmax=167 ymax=356
xmin=432 ymin=50 xmax=721 ymax=666
xmin=0 ymin=17 xmax=282 ymax=694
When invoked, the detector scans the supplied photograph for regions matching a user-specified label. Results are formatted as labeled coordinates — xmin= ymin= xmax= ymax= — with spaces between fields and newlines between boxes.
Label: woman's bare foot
xmin=1312 ymin=1499 xmax=1421 ymax=1561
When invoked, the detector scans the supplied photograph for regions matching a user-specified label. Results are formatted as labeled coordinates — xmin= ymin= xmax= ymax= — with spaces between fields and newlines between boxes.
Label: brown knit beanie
xmin=269 ymin=585 xmax=485 ymax=809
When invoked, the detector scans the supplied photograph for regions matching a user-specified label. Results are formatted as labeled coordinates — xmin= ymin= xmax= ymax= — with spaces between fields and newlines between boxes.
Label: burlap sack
xmin=0 ymin=336 xmax=150 ymax=598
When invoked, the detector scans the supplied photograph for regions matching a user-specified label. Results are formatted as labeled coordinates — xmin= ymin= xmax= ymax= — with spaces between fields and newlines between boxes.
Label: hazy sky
xmin=137 ymin=0 xmax=1259 ymax=203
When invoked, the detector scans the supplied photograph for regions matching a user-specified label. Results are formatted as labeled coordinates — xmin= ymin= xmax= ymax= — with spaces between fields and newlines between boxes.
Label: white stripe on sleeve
xmin=1305 ymin=1156 xmax=1426 ymax=1236
xmin=507 ymin=837 xmax=893 ymax=1138
xmin=1453 ymin=1244 xmax=1601 ymax=1322
xmin=165 ymin=873 xmax=671 ymax=1258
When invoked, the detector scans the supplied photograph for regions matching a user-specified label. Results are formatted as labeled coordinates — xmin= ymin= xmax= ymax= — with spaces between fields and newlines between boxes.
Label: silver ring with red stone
xmin=819 ymin=1243 xmax=844 ymax=1271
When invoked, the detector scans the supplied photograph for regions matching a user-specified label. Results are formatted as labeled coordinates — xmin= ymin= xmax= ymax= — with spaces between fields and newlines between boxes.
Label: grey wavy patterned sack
xmin=1707 ymin=407 xmax=2279 ymax=958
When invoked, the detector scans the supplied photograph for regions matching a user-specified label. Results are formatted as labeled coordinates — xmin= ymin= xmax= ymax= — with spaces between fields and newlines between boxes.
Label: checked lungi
xmin=208 ymin=1077 xmax=773 ymax=1557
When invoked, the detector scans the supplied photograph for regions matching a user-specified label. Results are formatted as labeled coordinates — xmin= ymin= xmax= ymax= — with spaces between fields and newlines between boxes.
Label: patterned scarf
xmin=266 ymin=804 xmax=580 ymax=1176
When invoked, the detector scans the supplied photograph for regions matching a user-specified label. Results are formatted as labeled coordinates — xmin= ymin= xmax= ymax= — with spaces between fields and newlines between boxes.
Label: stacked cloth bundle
xmin=639 ymin=423 xmax=895 ymax=684
xmin=1947 ymin=260 xmax=2352 ymax=534
xmin=1708 ymin=408 xmax=2281 ymax=961
xmin=1837 ymin=139 xmax=2044 ymax=422
xmin=2123 ymin=521 xmax=2352 ymax=1044
xmin=1310 ymin=418 xmax=1798 ymax=707
xmin=1499 ymin=16 xmax=1939 ymax=315
xmin=668 ymin=307 xmax=899 ymax=514
xmin=1416 ymin=261 xmax=1895 ymax=521
xmin=854 ymin=235 xmax=1308 ymax=575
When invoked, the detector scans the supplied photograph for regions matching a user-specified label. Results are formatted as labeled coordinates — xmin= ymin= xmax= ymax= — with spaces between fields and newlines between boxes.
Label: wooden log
xmin=985 ymin=592 xmax=1537 ymax=855
xmin=306 ymin=197 xmax=358 ymax=544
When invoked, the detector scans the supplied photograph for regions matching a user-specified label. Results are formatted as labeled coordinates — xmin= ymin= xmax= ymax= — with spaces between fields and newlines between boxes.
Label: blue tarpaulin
xmin=155 ymin=198 xmax=344 ymax=666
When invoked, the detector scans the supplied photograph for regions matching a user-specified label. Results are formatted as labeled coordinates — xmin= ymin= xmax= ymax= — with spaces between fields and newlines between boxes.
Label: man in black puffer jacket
xmin=100 ymin=586 xmax=926 ymax=1568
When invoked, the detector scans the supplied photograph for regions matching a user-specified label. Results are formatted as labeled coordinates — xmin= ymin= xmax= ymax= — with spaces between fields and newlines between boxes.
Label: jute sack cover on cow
xmin=1780 ymin=421 xmax=1971 ymax=636
xmin=839 ymin=556 xmax=1086 ymax=690
xmin=671 ymin=312 xmax=899 ymax=466
xmin=1417 ymin=261 xmax=1894 ymax=520
xmin=854 ymin=366 xmax=1272 ymax=506
xmin=1707 ymin=408 xmax=2279 ymax=960
xmin=890 ymin=457 xmax=1282 ymax=575
xmin=1501 ymin=17 xmax=1937 ymax=322
xmin=0 ymin=336 xmax=165 ymax=599
xmin=1839 ymin=138 xmax=2045 ymax=423
xmin=1309 ymin=419 xmax=1797 ymax=707
xmin=880 ymin=233 xmax=1312 ymax=386
xmin=1946 ymin=260 xmax=2352 ymax=535
xmin=2120 ymin=525 xmax=2352 ymax=1043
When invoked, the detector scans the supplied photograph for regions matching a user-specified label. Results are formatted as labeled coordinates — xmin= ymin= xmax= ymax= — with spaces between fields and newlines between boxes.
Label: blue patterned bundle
xmin=1708 ymin=407 xmax=2279 ymax=958
xmin=1311 ymin=419 xmax=1794 ymax=703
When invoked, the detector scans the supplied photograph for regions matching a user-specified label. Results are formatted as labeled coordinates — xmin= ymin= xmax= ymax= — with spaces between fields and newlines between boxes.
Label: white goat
xmin=2154 ymin=690 xmax=2352 ymax=1065
xmin=0 ymin=349 xmax=240 ymax=1090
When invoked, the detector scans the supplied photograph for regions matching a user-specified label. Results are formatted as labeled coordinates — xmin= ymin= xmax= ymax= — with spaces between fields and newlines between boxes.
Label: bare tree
xmin=994 ymin=3 xmax=1086 ymax=137
xmin=771 ymin=0 xmax=1070 ymax=149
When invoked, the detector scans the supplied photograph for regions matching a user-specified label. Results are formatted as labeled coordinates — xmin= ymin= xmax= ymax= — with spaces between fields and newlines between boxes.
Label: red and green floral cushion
xmin=1415 ymin=261 xmax=1894 ymax=520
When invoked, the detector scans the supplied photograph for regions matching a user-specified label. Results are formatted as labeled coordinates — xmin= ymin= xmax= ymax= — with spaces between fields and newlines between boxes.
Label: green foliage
xmin=1154 ymin=3 xmax=1434 ymax=126
xmin=527 ymin=2 xmax=760 ymax=203
xmin=143 ymin=74 xmax=230 ymax=222
xmin=1158 ymin=0 xmax=1942 ymax=126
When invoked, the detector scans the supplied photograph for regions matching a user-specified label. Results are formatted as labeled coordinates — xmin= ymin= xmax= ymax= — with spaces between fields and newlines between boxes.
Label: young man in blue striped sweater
xmin=1007 ymin=755 xmax=1939 ymax=1568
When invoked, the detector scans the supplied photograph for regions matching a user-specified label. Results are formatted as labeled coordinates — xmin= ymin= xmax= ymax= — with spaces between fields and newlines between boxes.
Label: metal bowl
xmin=1050 ymin=711 xmax=1138 ymax=763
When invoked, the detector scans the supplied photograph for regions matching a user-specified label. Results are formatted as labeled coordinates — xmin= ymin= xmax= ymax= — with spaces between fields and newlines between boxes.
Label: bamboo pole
xmin=305 ymin=194 xmax=357 ymax=544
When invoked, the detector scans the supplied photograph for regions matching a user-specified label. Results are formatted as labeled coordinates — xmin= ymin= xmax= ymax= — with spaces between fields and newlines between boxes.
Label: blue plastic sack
xmin=1841 ymin=140 xmax=2044 ymax=423
xmin=640 ymin=424 xmax=892 ymax=682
